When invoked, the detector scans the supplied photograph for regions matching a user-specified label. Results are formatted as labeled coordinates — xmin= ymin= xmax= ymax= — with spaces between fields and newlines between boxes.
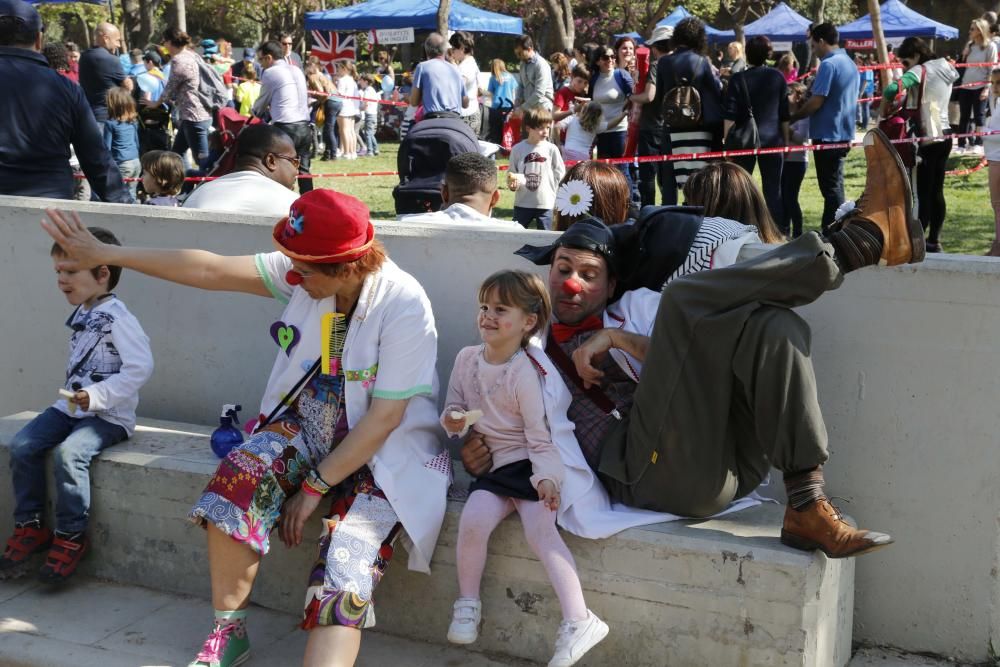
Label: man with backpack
xmin=654 ymin=17 xmax=723 ymax=204
xmin=254 ymin=40 xmax=313 ymax=193
xmin=628 ymin=25 xmax=674 ymax=207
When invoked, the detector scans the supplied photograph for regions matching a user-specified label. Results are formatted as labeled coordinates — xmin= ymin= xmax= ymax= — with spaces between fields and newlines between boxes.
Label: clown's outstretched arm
xmin=42 ymin=208 xmax=268 ymax=297
xmin=571 ymin=329 xmax=649 ymax=389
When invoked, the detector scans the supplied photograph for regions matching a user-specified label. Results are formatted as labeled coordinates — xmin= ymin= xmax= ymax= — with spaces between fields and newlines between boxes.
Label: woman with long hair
xmin=336 ymin=60 xmax=360 ymax=160
xmin=486 ymin=58 xmax=517 ymax=144
xmin=682 ymin=161 xmax=785 ymax=243
xmin=305 ymin=64 xmax=341 ymax=160
xmin=589 ymin=45 xmax=635 ymax=202
xmin=880 ymin=37 xmax=959 ymax=252
xmin=957 ymin=18 xmax=998 ymax=152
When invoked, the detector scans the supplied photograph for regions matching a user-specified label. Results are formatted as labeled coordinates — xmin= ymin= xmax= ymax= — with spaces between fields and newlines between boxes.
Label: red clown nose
xmin=285 ymin=270 xmax=305 ymax=286
xmin=562 ymin=278 xmax=583 ymax=295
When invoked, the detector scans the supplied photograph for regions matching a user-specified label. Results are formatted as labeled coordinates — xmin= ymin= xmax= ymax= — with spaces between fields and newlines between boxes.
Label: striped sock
xmin=784 ymin=467 xmax=826 ymax=510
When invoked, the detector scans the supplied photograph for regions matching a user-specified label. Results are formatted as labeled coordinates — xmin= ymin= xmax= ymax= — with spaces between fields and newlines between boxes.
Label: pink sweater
xmin=442 ymin=346 xmax=564 ymax=491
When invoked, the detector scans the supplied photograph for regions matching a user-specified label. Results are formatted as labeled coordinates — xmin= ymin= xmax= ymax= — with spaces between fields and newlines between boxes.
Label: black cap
xmin=0 ymin=0 xmax=42 ymax=33
xmin=143 ymin=49 xmax=162 ymax=66
xmin=514 ymin=217 xmax=617 ymax=274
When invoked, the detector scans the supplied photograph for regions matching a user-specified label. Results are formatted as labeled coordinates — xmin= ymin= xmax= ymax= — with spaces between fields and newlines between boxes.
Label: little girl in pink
xmin=441 ymin=270 xmax=608 ymax=667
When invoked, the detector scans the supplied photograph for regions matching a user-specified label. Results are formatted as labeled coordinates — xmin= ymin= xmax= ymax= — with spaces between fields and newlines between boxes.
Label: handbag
xmin=878 ymin=66 xmax=925 ymax=169
xmin=724 ymin=74 xmax=760 ymax=151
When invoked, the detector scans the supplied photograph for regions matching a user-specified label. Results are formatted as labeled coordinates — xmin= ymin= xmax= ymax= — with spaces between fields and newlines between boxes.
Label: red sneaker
xmin=37 ymin=533 xmax=89 ymax=584
xmin=0 ymin=522 xmax=52 ymax=580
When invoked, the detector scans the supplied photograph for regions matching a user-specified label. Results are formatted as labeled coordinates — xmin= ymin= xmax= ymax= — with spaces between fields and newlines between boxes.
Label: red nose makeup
xmin=562 ymin=278 xmax=583 ymax=295
xmin=285 ymin=270 xmax=304 ymax=286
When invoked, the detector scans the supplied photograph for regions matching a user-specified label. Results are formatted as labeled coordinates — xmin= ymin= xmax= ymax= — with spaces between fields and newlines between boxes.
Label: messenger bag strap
xmin=545 ymin=332 xmax=622 ymax=420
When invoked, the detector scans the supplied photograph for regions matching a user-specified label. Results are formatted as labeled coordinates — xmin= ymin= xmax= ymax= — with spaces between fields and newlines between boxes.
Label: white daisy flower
xmin=555 ymin=180 xmax=594 ymax=217
xmin=333 ymin=547 xmax=351 ymax=563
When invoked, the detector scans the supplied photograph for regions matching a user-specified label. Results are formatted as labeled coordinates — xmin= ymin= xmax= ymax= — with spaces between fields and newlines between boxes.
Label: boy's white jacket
xmin=527 ymin=289 xmax=762 ymax=538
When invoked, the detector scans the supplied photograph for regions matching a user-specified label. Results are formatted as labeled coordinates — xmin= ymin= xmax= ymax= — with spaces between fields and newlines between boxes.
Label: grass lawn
xmin=312 ymin=141 xmax=995 ymax=256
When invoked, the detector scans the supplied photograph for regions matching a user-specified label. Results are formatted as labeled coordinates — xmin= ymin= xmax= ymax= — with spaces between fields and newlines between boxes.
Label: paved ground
xmin=0 ymin=576 xmax=975 ymax=667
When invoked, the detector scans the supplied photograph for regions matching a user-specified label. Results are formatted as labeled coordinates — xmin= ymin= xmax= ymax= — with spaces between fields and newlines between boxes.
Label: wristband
xmin=305 ymin=468 xmax=332 ymax=495
xmin=300 ymin=479 xmax=324 ymax=497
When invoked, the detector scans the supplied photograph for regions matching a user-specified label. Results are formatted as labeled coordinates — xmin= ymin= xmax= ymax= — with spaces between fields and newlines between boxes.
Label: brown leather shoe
xmin=780 ymin=498 xmax=893 ymax=558
xmin=837 ymin=128 xmax=923 ymax=266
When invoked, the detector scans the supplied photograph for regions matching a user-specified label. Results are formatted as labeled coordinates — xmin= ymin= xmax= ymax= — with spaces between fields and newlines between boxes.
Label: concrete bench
xmin=0 ymin=412 xmax=853 ymax=666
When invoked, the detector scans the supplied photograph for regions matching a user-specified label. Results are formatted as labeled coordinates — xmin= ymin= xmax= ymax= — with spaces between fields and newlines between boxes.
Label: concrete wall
xmin=0 ymin=195 xmax=998 ymax=661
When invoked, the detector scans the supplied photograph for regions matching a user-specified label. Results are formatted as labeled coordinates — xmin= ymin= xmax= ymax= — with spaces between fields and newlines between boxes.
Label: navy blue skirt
xmin=468 ymin=459 xmax=538 ymax=501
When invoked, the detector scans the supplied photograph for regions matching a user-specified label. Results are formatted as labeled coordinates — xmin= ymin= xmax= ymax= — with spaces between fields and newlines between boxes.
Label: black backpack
xmin=610 ymin=205 xmax=704 ymax=301
xmin=661 ymin=56 xmax=707 ymax=131
xmin=393 ymin=118 xmax=481 ymax=215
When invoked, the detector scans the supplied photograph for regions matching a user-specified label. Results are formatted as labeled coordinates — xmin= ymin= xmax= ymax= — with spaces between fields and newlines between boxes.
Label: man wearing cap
xmin=42 ymin=188 xmax=448 ymax=667
xmin=0 ymin=0 xmax=130 ymax=201
xmin=629 ymin=25 xmax=673 ymax=207
xmin=136 ymin=49 xmax=166 ymax=102
xmin=78 ymin=22 xmax=133 ymax=126
xmin=254 ymin=40 xmax=313 ymax=194
xmin=464 ymin=129 xmax=918 ymax=560
xmin=231 ymin=46 xmax=261 ymax=82
xmin=182 ymin=124 xmax=301 ymax=216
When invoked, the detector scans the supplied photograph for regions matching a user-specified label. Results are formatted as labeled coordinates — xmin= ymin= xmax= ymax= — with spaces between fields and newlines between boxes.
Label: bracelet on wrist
xmin=305 ymin=469 xmax=332 ymax=495
xmin=300 ymin=479 xmax=324 ymax=497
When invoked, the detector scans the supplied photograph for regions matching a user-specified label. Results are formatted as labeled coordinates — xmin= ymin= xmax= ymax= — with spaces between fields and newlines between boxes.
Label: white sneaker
xmin=446 ymin=597 xmax=481 ymax=644
xmin=548 ymin=610 xmax=609 ymax=667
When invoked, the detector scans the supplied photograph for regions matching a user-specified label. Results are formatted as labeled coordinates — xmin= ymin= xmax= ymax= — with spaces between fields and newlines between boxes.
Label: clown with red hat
xmin=41 ymin=190 xmax=448 ymax=667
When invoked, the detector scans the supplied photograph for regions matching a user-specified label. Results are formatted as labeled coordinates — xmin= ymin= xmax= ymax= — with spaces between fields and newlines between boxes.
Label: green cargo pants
xmin=598 ymin=232 xmax=841 ymax=517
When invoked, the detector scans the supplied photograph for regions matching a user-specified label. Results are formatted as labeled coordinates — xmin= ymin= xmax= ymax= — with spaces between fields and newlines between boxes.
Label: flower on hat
xmin=555 ymin=180 xmax=594 ymax=217
xmin=289 ymin=212 xmax=305 ymax=235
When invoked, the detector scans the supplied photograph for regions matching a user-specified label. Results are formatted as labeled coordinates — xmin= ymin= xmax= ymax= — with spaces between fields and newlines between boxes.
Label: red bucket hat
xmin=272 ymin=189 xmax=375 ymax=263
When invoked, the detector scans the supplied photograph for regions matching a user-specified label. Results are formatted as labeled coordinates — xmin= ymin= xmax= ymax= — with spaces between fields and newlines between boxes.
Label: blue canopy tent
xmin=837 ymin=0 xmax=958 ymax=40
xmin=615 ymin=32 xmax=645 ymax=45
xmin=305 ymin=0 xmax=522 ymax=35
xmin=742 ymin=2 xmax=811 ymax=42
xmin=656 ymin=6 xmax=734 ymax=41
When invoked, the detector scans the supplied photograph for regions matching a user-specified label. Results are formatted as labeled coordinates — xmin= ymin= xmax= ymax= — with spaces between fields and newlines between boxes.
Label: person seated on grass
xmin=398 ymin=152 xmax=520 ymax=227
xmin=1 ymin=227 xmax=152 ymax=585
xmin=464 ymin=129 xmax=919 ymax=560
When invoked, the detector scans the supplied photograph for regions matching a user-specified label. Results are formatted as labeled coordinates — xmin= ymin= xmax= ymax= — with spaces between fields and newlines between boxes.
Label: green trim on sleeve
xmin=372 ymin=385 xmax=433 ymax=400
xmin=255 ymin=253 xmax=288 ymax=305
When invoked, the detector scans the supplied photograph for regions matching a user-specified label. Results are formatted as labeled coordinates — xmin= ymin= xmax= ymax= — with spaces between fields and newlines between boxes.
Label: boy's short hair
xmin=359 ymin=73 xmax=374 ymax=83
xmin=445 ymin=152 xmax=497 ymax=197
xmin=523 ymin=106 xmax=553 ymax=129
xmin=140 ymin=150 xmax=185 ymax=196
xmin=51 ymin=227 xmax=123 ymax=290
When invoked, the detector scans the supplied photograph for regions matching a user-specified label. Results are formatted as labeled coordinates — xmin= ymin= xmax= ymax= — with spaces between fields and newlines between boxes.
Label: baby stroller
xmin=393 ymin=117 xmax=481 ymax=215
xmin=206 ymin=107 xmax=263 ymax=179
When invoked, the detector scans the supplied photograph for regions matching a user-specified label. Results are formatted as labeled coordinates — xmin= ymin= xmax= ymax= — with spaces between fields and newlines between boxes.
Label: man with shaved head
xmin=79 ymin=21 xmax=132 ymax=126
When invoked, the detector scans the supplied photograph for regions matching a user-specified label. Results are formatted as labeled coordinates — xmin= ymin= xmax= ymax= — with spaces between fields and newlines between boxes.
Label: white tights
xmin=456 ymin=490 xmax=588 ymax=622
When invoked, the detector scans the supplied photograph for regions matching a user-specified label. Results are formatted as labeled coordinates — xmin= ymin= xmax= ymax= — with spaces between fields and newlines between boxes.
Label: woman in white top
xmin=336 ymin=61 xmax=360 ymax=159
xmin=450 ymin=31 xmax=482 ymax=134
xmin=41 ymin=190 xmax=448 ymax=667
xmin=958 ymin=18 xmax=998 ymax=150
xmin=880 ymin=37 xmax=959 ymax=253
xmin=588 ymin=46 xmax=634 ymax=198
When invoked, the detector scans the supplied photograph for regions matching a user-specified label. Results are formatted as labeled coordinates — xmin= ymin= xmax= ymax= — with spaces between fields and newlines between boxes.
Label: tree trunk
xmin=541 ymin=0 xmax=574 ymax=51
xmin=175 ymin=0 xmax=186 ymax=33
xmin=138 ymin=0 xmax=158 ymax=46
xmin=437 ymin=0 xmax=450 ymax=36
xmin=868 ymin=0 xmax=891 ymax=89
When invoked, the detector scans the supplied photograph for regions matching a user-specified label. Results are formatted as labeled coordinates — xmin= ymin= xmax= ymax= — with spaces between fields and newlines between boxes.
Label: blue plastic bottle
xmin=210 ymin=404 xmax=244 ymax=458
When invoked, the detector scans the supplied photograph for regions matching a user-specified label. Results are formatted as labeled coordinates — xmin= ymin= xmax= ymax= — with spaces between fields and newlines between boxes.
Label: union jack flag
xmin=310 ymin=31 xmax=356 ymax=75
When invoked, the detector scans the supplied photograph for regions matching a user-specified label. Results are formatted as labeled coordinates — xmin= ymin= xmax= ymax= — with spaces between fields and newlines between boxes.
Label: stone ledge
xmin=0 ymin=412 xmax=853 ymax=666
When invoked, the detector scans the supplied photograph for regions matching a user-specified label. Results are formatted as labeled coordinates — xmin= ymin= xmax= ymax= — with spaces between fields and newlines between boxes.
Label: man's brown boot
xmin=832 ymin=129 xmax=923 ymax=267
xmin=781 ymin=498 xmax=893 ymax=559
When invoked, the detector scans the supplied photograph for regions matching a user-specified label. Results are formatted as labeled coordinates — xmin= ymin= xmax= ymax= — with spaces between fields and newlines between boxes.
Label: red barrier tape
xmin=946 ymin=156 xmax=988 ymax=176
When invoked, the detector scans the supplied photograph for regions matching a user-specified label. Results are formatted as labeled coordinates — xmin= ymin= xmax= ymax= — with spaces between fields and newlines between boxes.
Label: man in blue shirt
xmin=0 ymin=0 xmax=130 ymax=202
xmin=792 ymin=23 xmax=859 ymax=230
xmin=410 ymin=32 xmax=467 ymax=119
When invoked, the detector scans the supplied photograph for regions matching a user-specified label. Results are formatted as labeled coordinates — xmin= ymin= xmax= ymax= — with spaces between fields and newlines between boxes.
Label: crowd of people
xmin=0 ymin=1 xmax=980 ymax=666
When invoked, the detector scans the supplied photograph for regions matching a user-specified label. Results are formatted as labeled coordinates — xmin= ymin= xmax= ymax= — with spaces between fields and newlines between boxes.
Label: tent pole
xmin=869 ymin=0 xmax=891 ymax=89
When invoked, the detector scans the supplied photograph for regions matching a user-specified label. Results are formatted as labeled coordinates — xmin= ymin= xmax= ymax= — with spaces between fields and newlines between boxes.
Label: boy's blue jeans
xmin=362 ymin=113 xmax=379 ymax=155
xmin=10 ymin=408 xmax=127 ymax=534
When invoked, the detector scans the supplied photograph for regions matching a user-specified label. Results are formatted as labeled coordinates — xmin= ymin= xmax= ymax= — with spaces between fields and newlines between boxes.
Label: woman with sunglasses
xmin=42 ymin=189 xmax=448 ymax=667
xmin=589 ymin=44 xmax=635 ymax=201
